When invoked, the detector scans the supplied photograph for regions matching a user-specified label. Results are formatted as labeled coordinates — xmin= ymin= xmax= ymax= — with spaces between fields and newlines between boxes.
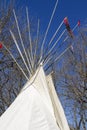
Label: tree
xmin=53 ymin=27 xmax=87 ymax=130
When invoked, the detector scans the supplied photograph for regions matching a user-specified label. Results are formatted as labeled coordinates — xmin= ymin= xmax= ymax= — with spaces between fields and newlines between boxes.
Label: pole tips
xmin=63 ymin=17 xmax=69 ymax=25
xmin=0 ymin=42 xmax=3 ymax=49
xmin=78 ymin=20 xmax=80 ymax=26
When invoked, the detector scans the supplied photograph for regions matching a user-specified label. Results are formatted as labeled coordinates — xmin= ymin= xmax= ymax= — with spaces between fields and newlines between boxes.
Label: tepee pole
xmin=48 ymin=20 xmax=64 ymax=46
xmin=39 ymin=0 xmax=59 ymax=64
xmin=44 ymin=45 xmax=71 ymax=67
xmin=43 ymin=20 xmax=64 ymax=59
xmin=10 ymin=30 xmax=31 ymax=76
xmin=54 ymin=45 xmax=71 ymax=62
xmin=27 ymin=49 xmax=33 ymax=73
xmin=2 ymin=43 xmax=29 ymax=80
xmin=63 ymin=23 xmax=78 ymax=42
xmin=33 ymin=19 xmax=40 ymax=70
xmin=45 ymin=29 xmax=66 ymax=59
xmin=44 ymin=23 xmax=78 ymax=64
xmin=13 ymin=10 xmax=32 ymax=75
xmin=26 ymin=7 xmax=34 ymax=64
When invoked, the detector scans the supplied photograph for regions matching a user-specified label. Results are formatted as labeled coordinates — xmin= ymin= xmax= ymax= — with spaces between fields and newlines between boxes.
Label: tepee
xmin=0 ymin=64 xmax=70 ymax=130
xmin=0 ymin=0 xmax=72 ymax=130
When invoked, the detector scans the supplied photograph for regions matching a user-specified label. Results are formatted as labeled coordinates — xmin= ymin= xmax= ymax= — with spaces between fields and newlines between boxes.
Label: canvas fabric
xmin=0 ymin=66 xmax=70 ymax=130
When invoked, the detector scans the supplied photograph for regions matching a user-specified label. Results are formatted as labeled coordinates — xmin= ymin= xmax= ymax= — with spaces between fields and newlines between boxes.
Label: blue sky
xmin=24 ymin=0 xmax=87 ymax=28
xmin=17 ymin=0 xmax=87 ymax=43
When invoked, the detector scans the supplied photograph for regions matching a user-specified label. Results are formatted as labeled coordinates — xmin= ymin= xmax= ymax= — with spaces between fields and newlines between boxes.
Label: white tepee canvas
xmin=0 ymin=65 xmax=70 ymax=130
